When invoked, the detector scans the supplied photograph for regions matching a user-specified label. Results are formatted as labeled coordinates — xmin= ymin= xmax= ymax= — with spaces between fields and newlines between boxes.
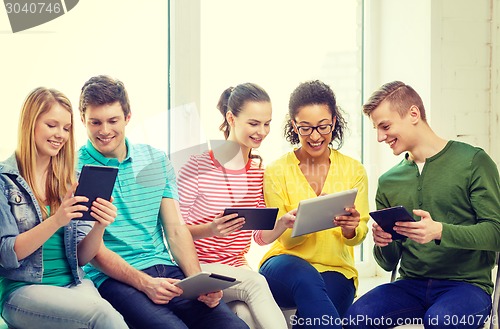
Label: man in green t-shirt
xmin=345 ymin=81 xmax=500 ymax=329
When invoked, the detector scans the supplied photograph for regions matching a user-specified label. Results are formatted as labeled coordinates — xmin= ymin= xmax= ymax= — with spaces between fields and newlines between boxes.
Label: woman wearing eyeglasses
xmin=254 ymin=80 xmax=369 ymax=329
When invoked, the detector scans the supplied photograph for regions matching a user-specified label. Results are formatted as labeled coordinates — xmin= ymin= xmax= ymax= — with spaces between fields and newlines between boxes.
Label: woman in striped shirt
xmin=177 ymin=83 xmax=288 ymax=329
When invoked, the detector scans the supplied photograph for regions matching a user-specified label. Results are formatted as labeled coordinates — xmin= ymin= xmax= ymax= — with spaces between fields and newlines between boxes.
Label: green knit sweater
xmin=374 ymin=141 xmax=500 ymax=294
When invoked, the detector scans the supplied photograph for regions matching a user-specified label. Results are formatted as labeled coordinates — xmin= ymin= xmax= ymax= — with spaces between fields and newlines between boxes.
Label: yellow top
xmin=259 ymin=149 xmax=369 ymax=289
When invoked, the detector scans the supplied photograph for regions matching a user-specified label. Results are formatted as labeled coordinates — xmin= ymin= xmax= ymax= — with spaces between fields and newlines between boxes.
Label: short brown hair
xmin=363 ymin=81 xmax=426 ymax=121
xmin=79 ymin=75 xmax=131 ymax=117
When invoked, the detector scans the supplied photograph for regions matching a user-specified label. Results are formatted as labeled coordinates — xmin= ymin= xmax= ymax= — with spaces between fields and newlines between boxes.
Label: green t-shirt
xmin=374 ymin=141 xmax=500 ymax=294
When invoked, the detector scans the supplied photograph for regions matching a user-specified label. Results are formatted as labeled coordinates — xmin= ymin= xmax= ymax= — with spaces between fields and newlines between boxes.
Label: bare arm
xmin=160 ymin=198 xmax=223 ymax=307
xmin=187 ymin=212 xmax=242 ymax=240
xmin=91 ymin=244 xmax=183 ymax=304
xmin=257 ymin=209 xmax=296 ymax=244
xmin=77 ymin=197 xmax=117 ymax=265
xmin=160 ymin=198 xmax=201 ymax=276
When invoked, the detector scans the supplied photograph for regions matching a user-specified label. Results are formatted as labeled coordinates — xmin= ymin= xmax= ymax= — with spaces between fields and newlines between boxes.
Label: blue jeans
xmin=344 ymin=278 xmax=492 ymax=329
xmin=2 ymin=279 xmax=127 ymax=329
xmin=98 ymin=264 xmax=249 ymax=329
xmin=259 ymin=254 xmax=355 ymax=329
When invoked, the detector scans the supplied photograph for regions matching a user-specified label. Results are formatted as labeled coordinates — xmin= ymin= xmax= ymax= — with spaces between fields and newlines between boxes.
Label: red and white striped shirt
xmin=177 ymin=151 xmax=264 ymax=267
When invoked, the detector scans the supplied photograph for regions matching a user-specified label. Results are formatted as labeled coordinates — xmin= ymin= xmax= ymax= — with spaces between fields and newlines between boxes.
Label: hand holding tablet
xmin=74 ymin=165 xmax=118 ymax=221
xmin=369 ymin=206 xmax=416 ymax=240
xmin=174 ymin=272 xmax=240 ymax=299
xmin=291 ymin=188 xmax=358 ymax=237
xmin=222 ymin=208 xmax=279 ymax=230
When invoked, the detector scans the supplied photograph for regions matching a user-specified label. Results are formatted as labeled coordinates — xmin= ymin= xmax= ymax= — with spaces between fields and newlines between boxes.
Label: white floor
xmin=357 ymin=271 xmax=392 ymax=297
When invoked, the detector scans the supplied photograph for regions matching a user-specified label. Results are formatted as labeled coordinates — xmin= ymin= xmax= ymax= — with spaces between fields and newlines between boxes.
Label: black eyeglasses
xmin=294 ymin=123 xmax=334 ymax=136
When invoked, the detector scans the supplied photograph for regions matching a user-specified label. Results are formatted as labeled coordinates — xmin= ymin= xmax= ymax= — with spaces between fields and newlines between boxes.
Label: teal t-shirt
xmin=0 ymin=207 xmax=73 ymax=309
xmin=78 ymin=139 xmax=178 ymax=287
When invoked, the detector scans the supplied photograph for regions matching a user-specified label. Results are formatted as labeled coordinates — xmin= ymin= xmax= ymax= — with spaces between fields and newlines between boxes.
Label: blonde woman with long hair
xmin=0 ymin=87 xmax=127 ymax=329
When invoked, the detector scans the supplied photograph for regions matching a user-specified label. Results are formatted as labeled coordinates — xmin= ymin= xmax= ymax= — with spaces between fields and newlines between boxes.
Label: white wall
xmin=363 ymin=0 xmax=432 ymax=184
xmin=430 ymin=0 xmax=497 ymax=161
xmin=364 ymin=0 xmax=499 ymax=176
xmin=0 ymin=0 xmax=169 ymax=159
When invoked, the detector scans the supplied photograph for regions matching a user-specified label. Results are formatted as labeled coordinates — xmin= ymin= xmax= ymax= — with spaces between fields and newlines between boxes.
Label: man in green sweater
xmin=345 ymin=81 xmax=500 ymax=329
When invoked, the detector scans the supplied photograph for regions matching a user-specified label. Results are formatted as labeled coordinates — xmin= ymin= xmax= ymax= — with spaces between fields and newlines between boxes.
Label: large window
xmin=169 ymin=0 xmax=371 ymax=274
xmin=0 ymin=0 xmax=168 ymax=159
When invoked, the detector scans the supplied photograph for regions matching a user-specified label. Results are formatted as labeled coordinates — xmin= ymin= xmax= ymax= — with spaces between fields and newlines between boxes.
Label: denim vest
xmin=0 ymin=154 xmax=92 ymax=284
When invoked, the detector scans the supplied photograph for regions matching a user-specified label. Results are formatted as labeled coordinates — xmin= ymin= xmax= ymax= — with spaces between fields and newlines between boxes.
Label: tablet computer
xmin=223 ymin=207 xmax=278 ymax=230
xmin=369 ymin=206 xmax=416 ymax=240
xmin=74 ymin=165 xmax=118 ymax=221
xmin=174 ymin=272 xmax=241 ymax=299
xmin=291 ymin=188 xmax=358 ymax=237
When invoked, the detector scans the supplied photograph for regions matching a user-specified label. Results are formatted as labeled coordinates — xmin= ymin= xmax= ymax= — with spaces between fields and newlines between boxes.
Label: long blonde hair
xmin=16 ymin=87 xmax=76 ymax=219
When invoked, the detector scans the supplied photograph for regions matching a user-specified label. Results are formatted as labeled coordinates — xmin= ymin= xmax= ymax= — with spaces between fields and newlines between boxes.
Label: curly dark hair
xmin=284 ymin=80 xmax=346 ymax=149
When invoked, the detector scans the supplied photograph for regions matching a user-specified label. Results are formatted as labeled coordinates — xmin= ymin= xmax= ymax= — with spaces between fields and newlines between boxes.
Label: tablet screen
xmin=369 ymin=206 xmax=415 ymax=240
xmin=291 ymin=188 xmax=358 ymax=237
xmin=74 ymin=165 xmax=118 ymax=221
xmin=174 ymin=272 xmax=240 ymax=299
xmin=223 ymin=207 xmax=278 ymax=230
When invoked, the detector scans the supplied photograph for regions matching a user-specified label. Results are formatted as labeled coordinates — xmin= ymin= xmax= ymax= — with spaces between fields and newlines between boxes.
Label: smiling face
xmin=370 ymin=100 xmax=419 ymax=155
xmin=227 ymin=100 xmax=272 ymax=152
xmin=34 ymin=103 xmax=72 ymax=162
xmin=293 ymin=104 xmax=336 ymax=159
xmin=81 ymin=101 xmax=130 ymax=160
